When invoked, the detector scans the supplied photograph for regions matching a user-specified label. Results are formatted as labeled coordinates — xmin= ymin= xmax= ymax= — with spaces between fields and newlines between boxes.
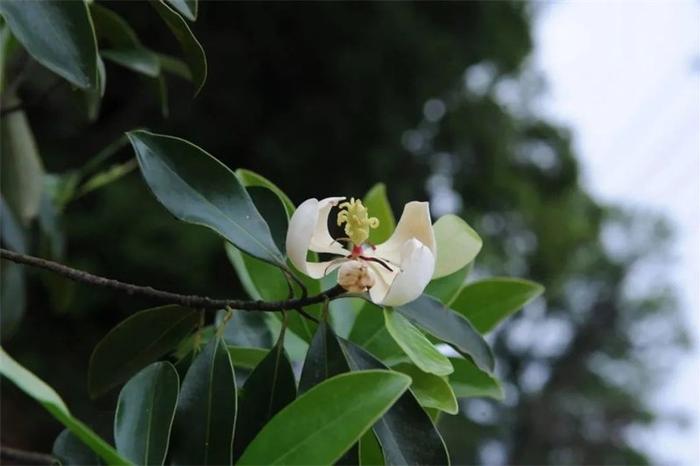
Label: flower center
xmin=336 ymin=198 xmax=379 ymax=247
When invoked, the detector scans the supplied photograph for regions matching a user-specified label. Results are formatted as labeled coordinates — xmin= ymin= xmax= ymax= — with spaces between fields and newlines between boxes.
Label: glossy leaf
xmin=232 ymin=343 xmax=297 ymax=462
xmin=359 ymin=430 xmax=384 ymax=466
xmin=392 ymin=363 xmax=458 ymax=414
xmin=166 ymin=0 xmax=198 ymax=21
xmin=170 ymin=338 xmax=237 ymax=465
xmin=299 ymin=321 xmax=351 ymax=394
xmin=88 ymin=305 xmax=198 ymax=398
xmin=432 ymin=214 xmax=482 ymax=279
xmin=114 ymin=362 xmax=179 ymax=465
xmin=384 ymin=309 xmax=453 ymax=376
xmin=225 ymin=242 xmax=288 ymax=301
xmin=348 ymin=303 xmax=404 ymax=363
xmin=0 ymin=0 xmax=98 ymax=88
xmin=363 ymin=183 xmax=395 ymax=245
xmin=53 ymin=429 xmax=103 ymax=466
xmin=397 ymin=295 xmax=494 ymax=373
xmin=340 ymin=340 xmax=451 ymax=466
xmin=219 ymin=309 xmax=273 ymax=348
xmin=0 ymin=348 xmax=130 ymax=465
xmin=449 ymin=357 xmax=504 ymax=400
xmin=0 ymin=97 xmax=45 ymax=224
xmin=424 ymin=263 xmax=471 ymax=305
xmin=450 ymin=277 xmax=545 ymax=333
xmin=238 ymin=371 xmax=410 ymax=466
xmin=128 ymin=130 xmax=284 ymax=266
xmin=227 ymin=346 xmax=270 ymax=369
xmin=236 ymin=168 xmax=295 ymax=219
xmin=151 ymin=0 xmax=206 ymax=94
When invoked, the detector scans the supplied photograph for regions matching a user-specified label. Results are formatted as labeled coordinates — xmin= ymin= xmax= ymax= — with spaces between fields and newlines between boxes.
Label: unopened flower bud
xmin=337 ymin=260 xmax=374 ymax=293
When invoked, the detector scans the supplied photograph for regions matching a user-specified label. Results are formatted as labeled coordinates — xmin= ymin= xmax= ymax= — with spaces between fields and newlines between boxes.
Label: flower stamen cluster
xmin=336 ymin=198 xmax=379 ymax=247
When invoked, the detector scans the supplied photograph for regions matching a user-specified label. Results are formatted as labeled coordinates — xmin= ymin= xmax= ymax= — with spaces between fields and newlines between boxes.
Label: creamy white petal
xmin=286 ymin=197 xmax=348 ymax=279
xmin=373 ymin=201 xmax=436 ymax=265
xmin=369 ymin=238 xmax=435 ymax=306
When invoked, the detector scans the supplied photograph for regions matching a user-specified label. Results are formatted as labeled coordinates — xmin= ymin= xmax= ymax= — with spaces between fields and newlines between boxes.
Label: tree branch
xmin=0 ymin=445 xmax=57 ymax=465
xmin=0 ymin=248 xmax=345 ymax=312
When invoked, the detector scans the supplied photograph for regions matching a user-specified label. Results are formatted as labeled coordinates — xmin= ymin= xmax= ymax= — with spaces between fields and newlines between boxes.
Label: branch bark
xmin=0 ymin=248 xmax=345 ymax=312
xmin=0 ymin=445 xmax=57 ymax=465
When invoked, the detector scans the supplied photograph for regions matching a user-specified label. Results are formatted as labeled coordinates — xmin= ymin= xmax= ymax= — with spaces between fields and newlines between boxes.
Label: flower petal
xmin=286 ymin=197 xmax=348 ymax=278
xmin=373 ymin=201 xmax=436 ymax=266
xmin=369 ymin=238 xmax=435 ymax=306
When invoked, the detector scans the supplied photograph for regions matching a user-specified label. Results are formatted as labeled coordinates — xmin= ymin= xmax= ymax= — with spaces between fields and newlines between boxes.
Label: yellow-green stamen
xmin=336 ymin=198 xmax=379 ymax=246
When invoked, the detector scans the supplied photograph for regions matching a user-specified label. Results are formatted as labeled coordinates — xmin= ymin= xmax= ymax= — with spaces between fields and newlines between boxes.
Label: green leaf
xmin=53 ymin=429 xmax=103 ymax=466
xmin=232 ymin=343 xmax=297 ymax=462
xmin=0 ymin=97 xmax=45 ymax=224
xmin=432 ymin=214 xmax=482 ymax=279
xmin=363 ymin=183 xmax=395 ymax=245
xmin=449 ymin=357 xmax=503 ymax=400
xmin=90 ymin=4 xmax=160 ymax=77
xmin=0 ymin=0 xmax=98 ymax=88
xmin=227 ymin=346 xmax=269 ymax=369
xmin=114 ymin=362 xmax=180 ymax=465
xmin=299 ymin=321 xmax=351 ymax=394
xmin=225 ymin=242 xmax=288 ymax=301
xmin=340 ymin=340 xmax=450 ymax=466
xmin=170 ymin=338 xmax=237 ymax=465
xmin=397 ymin=294 xmax=494 ymax=373
xmin=166 ymin=0 xmax=198 ymax=21
xmin=392 ymin=363 xmax=458 ymax=414
xmin=359 ymin=430 xmax=384 ymax=466
xmin=151 ymin=0 xmax=206 ymax=95
xmin=1 ymin=347 xmax=130 ymax=465
xmin=238 ymin=371 xmax=410 ymax=466
xmin=424 ymin=263 xmax=471 ymax=305
xmin=450 ymin=277 xmax=545 ymax=333
xmin=384 ymin=309 xmax=453 ymax=376
xmin=348 ymin=303 xmax=404 ymax=363
xmin=128 ymin=130 xmax=284 ymax=266
xmin=219 ymin=310 xmax=273 ymax=349
xmin=88 ymin=305 xmax=198 ymax=398
xmin=236 ymin=169 xmax=295 ymax=219
xmin=77 ymin=159 xmax=138 ymax=198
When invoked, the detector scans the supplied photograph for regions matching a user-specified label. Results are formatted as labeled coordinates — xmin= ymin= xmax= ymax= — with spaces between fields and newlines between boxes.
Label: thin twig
xmin=0 ymin=248 xmax=345 ymax=311
xmin=0 ymin=445 xmax=57 ymax=465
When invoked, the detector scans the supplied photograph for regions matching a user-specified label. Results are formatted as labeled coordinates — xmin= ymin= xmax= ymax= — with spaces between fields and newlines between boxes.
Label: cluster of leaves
xmin=1 ymin=126 xmax=543 ymax=464
xmin=0 ymin=0 xmax=206 ymax=337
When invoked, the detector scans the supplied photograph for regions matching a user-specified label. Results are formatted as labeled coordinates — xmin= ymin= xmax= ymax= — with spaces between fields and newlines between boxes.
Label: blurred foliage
xmin=1 ymin=1 xmax=688 ymax=464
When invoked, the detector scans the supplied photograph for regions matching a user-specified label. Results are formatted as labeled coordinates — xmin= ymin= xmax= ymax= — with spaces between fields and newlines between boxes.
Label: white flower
xmin=286 ymin=197 xmax=436 ymax=306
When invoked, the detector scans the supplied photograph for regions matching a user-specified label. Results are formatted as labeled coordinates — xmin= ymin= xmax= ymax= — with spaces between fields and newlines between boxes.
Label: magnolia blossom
xmin=286 ymin=197 xmax=436 ymax=306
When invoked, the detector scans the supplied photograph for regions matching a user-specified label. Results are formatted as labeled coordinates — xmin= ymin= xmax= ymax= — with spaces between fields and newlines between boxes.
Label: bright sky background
xmin=533 ymin=2 xmax=699 ymax=464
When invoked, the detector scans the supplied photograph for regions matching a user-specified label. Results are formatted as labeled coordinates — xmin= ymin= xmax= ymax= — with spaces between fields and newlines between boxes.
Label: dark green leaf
xmin=359 ymin=430 xmax=384 ymax=466
xmin=53 ymin=429 xmax=102 ymax=466
xmin=1 ymin=348 xmax=130 ymax=465
xmin=102 ymin=49 xmax=160 ymax=77
xmin=128 ymin=130 xmax=284 ymax=266
xmin=88 ymin=305 xmax=198 ymax=398
xmin=236 ymin=169 xmax=295 ymax=219
xmin=432 ymin=214 xmax=482 ymax=279
xmin=348 ymin=303 xmax=404 ymax=363
xmin=166 ymin=0 xmax=198 ymax=21
xmin=449 ymin=357 xmax=503 ymax=400
xmin=363 ymin=183 xmax=395 ymax=245
xmin=115 ymin=362 xmax=180 ymax=465
xmin=450 ymin=277 xmax=545 ymax=333
xmin=170 ymin=338 xmax=236 ymax=465
xmin=0 ymin=0 xmax=98 ymax=88
xmin=340 ymin=340 xmax=450 ymax=466
xmin=227 ymin=346 xmax=269 ymax=369
xmin=232 ymin=343 xmax=296 ymax=462
xmin=151 ymin=0 xmax=206 ymax=95
xmin=397 ymin=294 xmax=494 ymax=373
xmin=392 ymin=363 xmax=458 ymax=414
xmin=299 ymin=321 xmax=351 ymax=394
xmin=237 ymin=371 xmax=410 ymax=466
xmin=384 ymin=308 xmax=453 ymax=376
xmin=219 ymin=309 xmax=273 ymax=348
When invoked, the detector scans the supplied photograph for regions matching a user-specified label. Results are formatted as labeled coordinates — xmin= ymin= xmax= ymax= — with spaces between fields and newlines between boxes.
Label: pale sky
xmin=534 ymin=1 xmax=699 ymax=464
